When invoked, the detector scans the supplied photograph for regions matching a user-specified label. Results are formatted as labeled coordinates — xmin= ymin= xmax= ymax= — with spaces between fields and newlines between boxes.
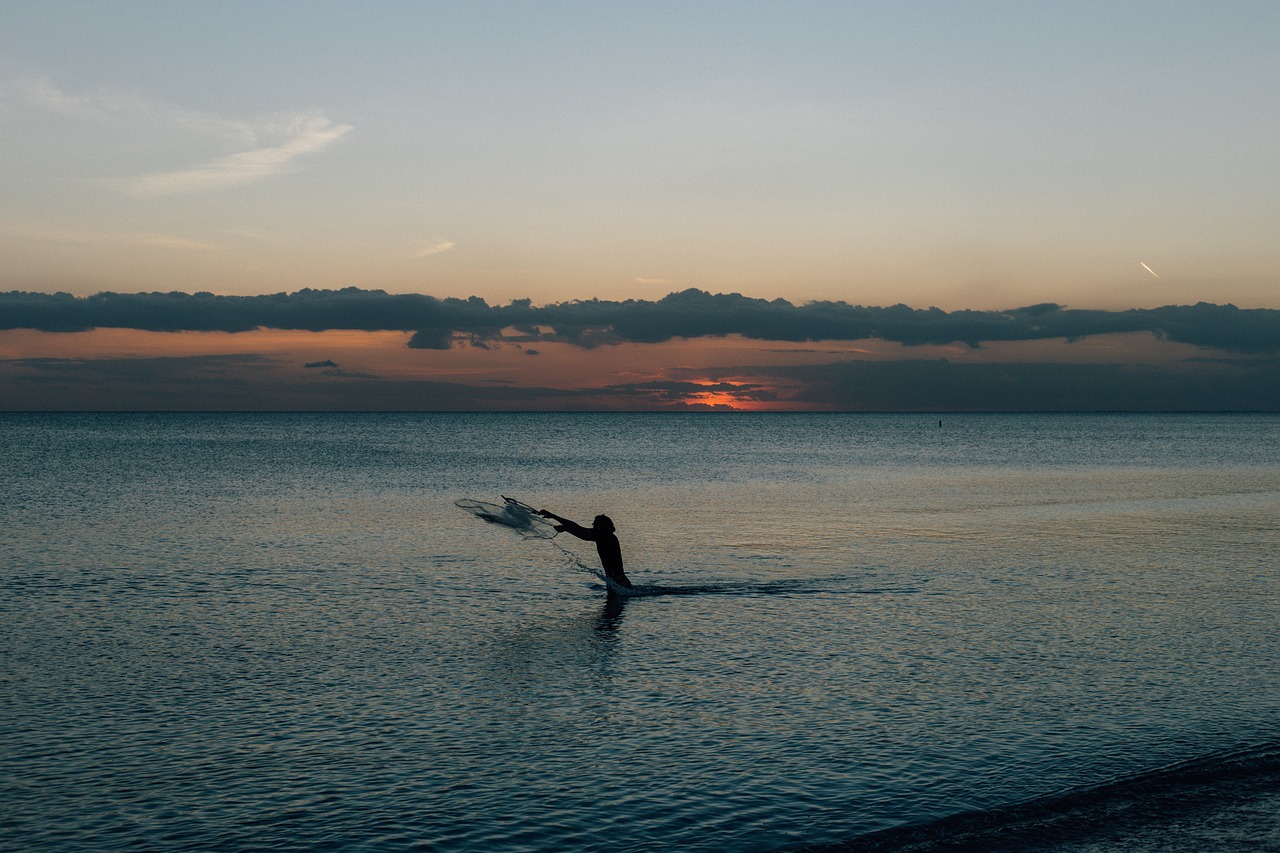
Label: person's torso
xmin=595 ymin=533 xmax=623 ymax=571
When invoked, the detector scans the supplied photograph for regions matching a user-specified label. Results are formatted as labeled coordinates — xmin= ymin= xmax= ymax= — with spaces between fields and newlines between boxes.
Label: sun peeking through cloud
xmin=675 ymin=380 xmax=793 ymax=411
xmin=679 ymin=382 xmax=745 ymax=410
xmin=2 ymin=292 xmax=1278 ymax=411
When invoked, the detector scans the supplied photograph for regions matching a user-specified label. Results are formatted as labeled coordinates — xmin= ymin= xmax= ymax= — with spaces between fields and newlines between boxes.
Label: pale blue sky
xmin=3 ymin=1 xmax=1277 ymax=309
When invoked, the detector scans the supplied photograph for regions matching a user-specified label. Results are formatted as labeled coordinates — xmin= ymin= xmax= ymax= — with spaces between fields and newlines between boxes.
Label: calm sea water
xmin=2 ymin=413 xmax=1278 ymax=852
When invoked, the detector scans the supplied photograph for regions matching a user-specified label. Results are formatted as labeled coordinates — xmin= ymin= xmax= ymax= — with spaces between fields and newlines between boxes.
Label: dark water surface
xmin=2 ymin=413 xmax=1277 ymax=851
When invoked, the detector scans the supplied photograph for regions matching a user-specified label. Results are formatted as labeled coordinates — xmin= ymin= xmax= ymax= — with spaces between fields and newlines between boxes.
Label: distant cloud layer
xmin=6 ymin=350 xmax=1277 ymax=413
xmin=709 ymin=358 xmax=1280 ymax=413
xmin=3 ymin=288 xmax=1279 ymax=354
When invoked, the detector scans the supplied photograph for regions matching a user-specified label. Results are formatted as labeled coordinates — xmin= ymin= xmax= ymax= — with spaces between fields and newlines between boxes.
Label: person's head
xmin=593 ymin=514 xmax=615 ymax=533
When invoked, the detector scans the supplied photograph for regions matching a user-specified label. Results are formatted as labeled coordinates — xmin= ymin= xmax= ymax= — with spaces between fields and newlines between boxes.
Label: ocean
xmin=2 ymin=412 xmax=1277 ymax=851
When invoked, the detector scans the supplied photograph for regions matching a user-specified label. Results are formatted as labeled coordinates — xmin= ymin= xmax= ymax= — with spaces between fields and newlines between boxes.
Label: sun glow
xmin=687 ymin=389 xmax=744 ymax=409
xmin=678 ymin=382 xmax=775 ymax=411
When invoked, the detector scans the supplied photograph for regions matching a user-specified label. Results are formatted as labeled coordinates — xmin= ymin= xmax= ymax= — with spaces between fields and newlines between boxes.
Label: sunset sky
xmin=2 ymin=2 xmax=1278 ymax=410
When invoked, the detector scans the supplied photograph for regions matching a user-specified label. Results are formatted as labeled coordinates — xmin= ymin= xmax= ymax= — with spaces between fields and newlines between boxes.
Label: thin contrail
xmin=1140 ymin=261 xmax=1160 ymax=279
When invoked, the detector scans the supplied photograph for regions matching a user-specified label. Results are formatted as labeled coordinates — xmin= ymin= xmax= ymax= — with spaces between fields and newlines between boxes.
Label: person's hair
xmin=593 ymin=514 xmax=615 ymax=533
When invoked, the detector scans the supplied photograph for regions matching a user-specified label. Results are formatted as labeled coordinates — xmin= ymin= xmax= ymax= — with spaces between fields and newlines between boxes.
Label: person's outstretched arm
xmin=538 ymin=510 xmax=595 ymax=540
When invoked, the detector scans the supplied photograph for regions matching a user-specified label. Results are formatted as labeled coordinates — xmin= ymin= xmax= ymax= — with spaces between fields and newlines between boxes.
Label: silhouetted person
xmin=538 ymin=509 xmax=633 ymax=592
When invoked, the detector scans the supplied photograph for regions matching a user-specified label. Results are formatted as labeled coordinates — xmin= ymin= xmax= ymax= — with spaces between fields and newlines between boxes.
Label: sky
xmin=2 ymin=1 xmax=1278 ymax=411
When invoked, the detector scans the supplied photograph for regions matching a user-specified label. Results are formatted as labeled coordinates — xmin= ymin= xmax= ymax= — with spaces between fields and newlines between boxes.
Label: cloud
xmin=124 ymin=114 xmax=352 ymax=195
xmin=412 ymin=238 xmax=456 ymax=258
xmin=304 ymin=360 xmax=339 ymax=368
xmin=7 ymin=79 xmax=350 ymax=194
xmin=11 ymin=78 xmax=255 ymax=144
xmin=0 ymin=350 xmax=280 ymax=407
xmin=588 ymin=379 xmax=780 ymax=408
xmin=3 ymin=287 xmax=1279 ymax=355
xmin=6 ymin=343 xmax=1279 ymax=413
xmin=717 ymin=357 xmax=1280 ymax=412
xmin=0 ymin=353 xmax=593 ymax=411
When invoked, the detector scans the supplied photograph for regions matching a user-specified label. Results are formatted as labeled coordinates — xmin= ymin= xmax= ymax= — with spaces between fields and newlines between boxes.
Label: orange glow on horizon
xmin=0 ymin=326 xmax=1238 ymax=412
xmin=677 ymin=382 xmax=782 ymax=412
xmin=683 ymin=389 xmax=744 ymax=410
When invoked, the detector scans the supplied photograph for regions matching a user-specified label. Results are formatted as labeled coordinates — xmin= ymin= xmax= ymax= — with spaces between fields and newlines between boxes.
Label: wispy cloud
xmin=635 ymin=277 xmax=677 ymax=285
xmin=10 ymin=78 xmax=256 ymax=145
xmin=124 ymin=115 xmax=352 ymax=195
xmin=412 ymin=238 xmax=456 ymax=258
xmin=8 ymin=78 xmax=351 ymax=195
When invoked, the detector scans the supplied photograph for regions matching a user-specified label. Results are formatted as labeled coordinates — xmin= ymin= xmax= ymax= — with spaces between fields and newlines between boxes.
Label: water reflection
xmin=478 ymin=596 xmax=633 ymax=711
xmin=596 ymin=593 xmax=628 ymax=633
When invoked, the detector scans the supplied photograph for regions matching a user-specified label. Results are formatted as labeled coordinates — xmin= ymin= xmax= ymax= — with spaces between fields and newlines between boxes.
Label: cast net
xmin=455 ymin=495 xmax=621 ymax=587
xmin=453 ymin=496 xmax=560 ymax=540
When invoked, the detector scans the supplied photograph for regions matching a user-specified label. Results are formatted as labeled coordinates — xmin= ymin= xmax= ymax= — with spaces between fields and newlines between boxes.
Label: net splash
xmin=456 ymin=496 xmax=610 ymax=584
xmin=454 ymin=496 xmax=559 ymax=540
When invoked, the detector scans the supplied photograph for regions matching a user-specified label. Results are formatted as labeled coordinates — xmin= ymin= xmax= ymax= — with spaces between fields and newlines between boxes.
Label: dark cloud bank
xmin=4 ymin=287 xmax=1280 ymax=353
xmin=4 ymin=288 xmax=1279 ymax=411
